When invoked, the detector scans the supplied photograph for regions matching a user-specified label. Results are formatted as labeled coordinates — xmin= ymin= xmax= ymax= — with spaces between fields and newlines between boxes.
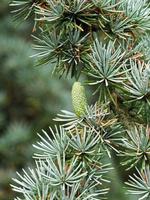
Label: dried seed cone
xmin=72 ymin=82 xmax=88 ymax=117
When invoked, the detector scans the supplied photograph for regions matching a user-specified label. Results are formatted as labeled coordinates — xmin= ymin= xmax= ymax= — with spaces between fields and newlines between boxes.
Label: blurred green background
xmin=0 ymin=1 xmax=138 ymax=200
xmin=0 ymin=1 xmax=73 ymax=199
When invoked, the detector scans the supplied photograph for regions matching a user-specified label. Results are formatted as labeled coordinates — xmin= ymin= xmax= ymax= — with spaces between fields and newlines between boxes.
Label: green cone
xmin=72 ymin=82 xmax=88 ymax=117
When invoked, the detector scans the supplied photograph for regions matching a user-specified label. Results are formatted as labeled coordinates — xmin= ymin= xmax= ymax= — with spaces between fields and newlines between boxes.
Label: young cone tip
xmin=72 ymin=82 xmax=88 ymax=117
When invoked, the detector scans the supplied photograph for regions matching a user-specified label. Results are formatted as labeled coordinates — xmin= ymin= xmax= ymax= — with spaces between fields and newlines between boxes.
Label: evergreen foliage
xmin=10 ymin=0 xmax=150 ymax=200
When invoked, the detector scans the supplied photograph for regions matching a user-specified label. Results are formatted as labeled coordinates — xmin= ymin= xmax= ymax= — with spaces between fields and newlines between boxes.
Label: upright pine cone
xmin=72 ymin=82 xmax=88 ymax=117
